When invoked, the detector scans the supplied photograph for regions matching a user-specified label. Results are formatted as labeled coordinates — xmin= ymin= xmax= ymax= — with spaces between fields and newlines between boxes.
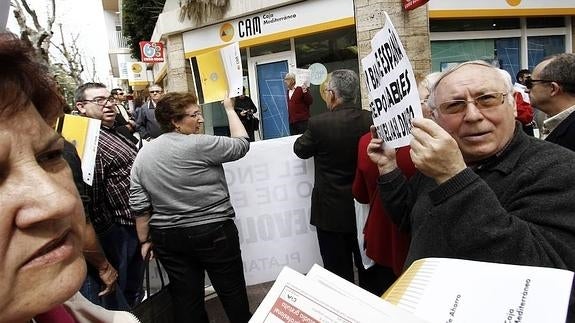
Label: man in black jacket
xmin=294 ymin=69 xmax=372 ymax=286
xmin=528 ymin=53 xmax=575 ymax=151
xmin=368 ymin=60 xmax=575 ymax=320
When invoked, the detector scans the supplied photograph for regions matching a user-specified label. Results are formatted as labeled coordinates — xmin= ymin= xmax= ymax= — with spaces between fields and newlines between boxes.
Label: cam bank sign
xmin=224 ymin=136 xmax=322 ymax=285
xmin=183 ymin=0 xmax=355 ymax=58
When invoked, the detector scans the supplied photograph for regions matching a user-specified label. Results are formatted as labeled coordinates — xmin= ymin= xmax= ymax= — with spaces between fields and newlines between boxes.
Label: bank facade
xmin=145 ymin=0 xmax=573 ymax=138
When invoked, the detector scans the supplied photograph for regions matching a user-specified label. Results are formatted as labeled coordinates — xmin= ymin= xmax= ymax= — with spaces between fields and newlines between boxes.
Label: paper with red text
xmin=249 ymin=265 xmax=427 ymax=323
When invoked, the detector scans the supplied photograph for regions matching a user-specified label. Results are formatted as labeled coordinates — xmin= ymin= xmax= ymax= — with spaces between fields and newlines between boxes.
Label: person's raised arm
xmin=223 ymin=97 xmax=248 ymax=139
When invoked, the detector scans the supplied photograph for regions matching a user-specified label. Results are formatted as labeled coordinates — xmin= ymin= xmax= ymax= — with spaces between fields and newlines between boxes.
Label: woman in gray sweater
xmin=129 ymin=92 xmax=251 ymax=323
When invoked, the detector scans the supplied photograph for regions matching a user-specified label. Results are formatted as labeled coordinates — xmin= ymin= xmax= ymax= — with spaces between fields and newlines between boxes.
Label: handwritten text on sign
xmin=361 ymin=12 xmax=422 ymax=148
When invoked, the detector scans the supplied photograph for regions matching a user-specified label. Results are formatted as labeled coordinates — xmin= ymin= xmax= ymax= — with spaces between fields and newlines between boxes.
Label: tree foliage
xmin=10 ymin=0 xmax=93 ymax=108
xmin=122 ymin=0 xmax=164 ymax=60
xmin=179 ymin=0 xmax=228 ymax=22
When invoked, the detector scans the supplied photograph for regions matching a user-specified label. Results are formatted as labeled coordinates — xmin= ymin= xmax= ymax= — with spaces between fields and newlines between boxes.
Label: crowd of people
xmin=2 ymin=28 xmax=575 ymax=323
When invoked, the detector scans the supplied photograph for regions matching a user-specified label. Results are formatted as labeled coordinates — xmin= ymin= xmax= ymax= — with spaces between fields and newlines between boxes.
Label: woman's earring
xmin=175 ymin=126 xmax=181 ymax=133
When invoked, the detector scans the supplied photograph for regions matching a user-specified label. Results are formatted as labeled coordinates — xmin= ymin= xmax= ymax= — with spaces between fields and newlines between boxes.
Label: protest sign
xmin=56 ymin=114 xmax=100 ymax=185
xmin=361 ymin=12 xmax=422 ymax=148
xmin=224 ymin=136 xmax=322 ymax=285
xmin=196 ymin=42 xmax=243 ymax=103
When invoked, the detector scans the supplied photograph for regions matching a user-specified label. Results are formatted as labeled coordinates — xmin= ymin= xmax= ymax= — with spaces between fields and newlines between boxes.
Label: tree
xmin=178 ymin=0 xmax=229 ymax=22
xmin=11 ymin=0 xmax=54 ymax=62
xmin=10 ymin=0 xmax=94 ymax=107
xmin=122 ymin=0 xmax=164 ymax=60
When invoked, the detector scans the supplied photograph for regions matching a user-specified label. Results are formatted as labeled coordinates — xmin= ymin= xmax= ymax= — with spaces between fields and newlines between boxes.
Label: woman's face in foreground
xmin=0 ymin=103 xmax=86 ymax=322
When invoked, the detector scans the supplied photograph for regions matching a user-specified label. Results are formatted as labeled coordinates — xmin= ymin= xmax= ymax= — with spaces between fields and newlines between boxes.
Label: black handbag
xmin=252 ymin=116 xmax=260 ymax=131
xmin=131 ymin=254 xmax=174 ymax=323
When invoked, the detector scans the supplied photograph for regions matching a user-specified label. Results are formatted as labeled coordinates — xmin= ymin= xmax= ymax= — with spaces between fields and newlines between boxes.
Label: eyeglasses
xmin=150 ymin=90 xmax=162 ymax=94
xmin=83 ymin=96 xmax=115 ymax=106
xmin=185 ymin=112 xmax=203 ymax=119
xmin=524 ymin=78 xmax=554 ymax=90
xmin=437 ymin=92 xmax=507 ymax=115
xmin=116 ymin=92 xmax=125 ymax=95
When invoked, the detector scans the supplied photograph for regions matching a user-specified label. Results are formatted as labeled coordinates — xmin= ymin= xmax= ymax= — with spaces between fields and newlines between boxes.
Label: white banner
xmin=361 ymin=12 xmax=422 ymax=149
xmin=224 ymin=135 xmax=322 ymax=285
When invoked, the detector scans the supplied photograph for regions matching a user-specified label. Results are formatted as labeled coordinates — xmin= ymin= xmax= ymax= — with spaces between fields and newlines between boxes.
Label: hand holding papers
xmin=196 ymin=42 xmax=243 ymax=104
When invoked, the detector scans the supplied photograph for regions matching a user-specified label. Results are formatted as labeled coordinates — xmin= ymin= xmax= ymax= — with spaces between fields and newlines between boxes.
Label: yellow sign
xmin=220 ymin=23 xmax=234 ymax=42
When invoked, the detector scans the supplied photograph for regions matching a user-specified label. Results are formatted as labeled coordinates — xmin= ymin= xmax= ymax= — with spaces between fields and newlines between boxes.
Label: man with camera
xmin=234 ymin=87 xmax=258 ymax=142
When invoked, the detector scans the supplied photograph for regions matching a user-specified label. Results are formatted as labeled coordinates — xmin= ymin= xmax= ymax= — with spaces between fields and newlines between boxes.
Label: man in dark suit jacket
xmin=529 ymin=53 xmax=575 ymax=151
xmin=294 ymin=69 xmax=372 ymax=286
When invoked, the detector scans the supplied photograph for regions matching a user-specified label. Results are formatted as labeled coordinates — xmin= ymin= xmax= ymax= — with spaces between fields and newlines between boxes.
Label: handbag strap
xmin=143 ymin=249 xmax=168 ymax=295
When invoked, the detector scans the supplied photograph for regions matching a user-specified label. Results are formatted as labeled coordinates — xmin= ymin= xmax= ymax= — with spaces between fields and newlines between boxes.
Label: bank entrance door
xmin=248 ymin=52 xmax=295 ymax=140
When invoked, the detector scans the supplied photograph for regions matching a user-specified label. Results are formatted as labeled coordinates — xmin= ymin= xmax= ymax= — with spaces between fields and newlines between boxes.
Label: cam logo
xmin=131 ymin=63 xmax=142 ymax=73
xmin=220 ymin=23 xmax=234 ymax=42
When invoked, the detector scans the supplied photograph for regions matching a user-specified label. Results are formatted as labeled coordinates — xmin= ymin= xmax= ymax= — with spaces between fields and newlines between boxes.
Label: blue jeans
xmin=79 ymin=264 xmax=130 ymax=310
xmin=150 ymin=220 xmax=251 ymax=323
xmin=98 ymin=223 xmax=145 ymax=308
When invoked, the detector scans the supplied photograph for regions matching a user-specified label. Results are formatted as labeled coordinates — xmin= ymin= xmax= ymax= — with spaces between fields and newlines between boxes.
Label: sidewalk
xmin=205 ymin=281 xmax=274 ymax=322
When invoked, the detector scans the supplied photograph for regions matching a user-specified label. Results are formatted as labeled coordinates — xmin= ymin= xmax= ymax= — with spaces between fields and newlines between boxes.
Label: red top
xmin=34 ymin=304 xmax=76 ymax=323
xmin=352 ymin=132 xmax=416 ymax=275
xmin=514 ymin=91 xmax=534 ymax=125
xmin=287 ymin=86 xmax=313 ymax=124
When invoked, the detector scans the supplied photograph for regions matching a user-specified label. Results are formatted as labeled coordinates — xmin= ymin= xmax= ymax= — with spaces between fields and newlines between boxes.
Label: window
xmin=430 ymin=19 xmax=520 ymax=32
xmin=528 ymin=36 xmax=565 ymax=70
xmin=250 ymin=40 xmax=291 ymax=57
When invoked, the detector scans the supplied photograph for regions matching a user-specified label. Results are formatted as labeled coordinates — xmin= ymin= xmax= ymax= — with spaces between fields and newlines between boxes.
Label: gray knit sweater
xmin=378 ymin=128 xmax=575 ymax=272
xmin=130 ymin=132 xmax=249 ymax=229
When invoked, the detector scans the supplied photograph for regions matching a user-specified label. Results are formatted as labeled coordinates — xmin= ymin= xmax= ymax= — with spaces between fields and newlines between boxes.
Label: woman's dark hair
xmin=155 ymin=92 xmax=199 ymax=132
xmin=0 ymin=32 xmax=65 ymax=124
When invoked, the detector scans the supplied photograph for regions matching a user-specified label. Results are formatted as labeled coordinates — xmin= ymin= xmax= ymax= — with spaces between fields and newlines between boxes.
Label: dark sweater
xmin=378 ymin=127 xmax=575 ymax=317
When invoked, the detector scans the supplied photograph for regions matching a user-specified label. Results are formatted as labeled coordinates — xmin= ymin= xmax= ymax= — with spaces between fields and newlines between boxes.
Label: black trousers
xmin=150 ymin=220 xmax=251 ymax=323
xmin=316 ymin=228 xmax=395 ymax=295
xmin=289 ymin=120 xmax=308 ymax=135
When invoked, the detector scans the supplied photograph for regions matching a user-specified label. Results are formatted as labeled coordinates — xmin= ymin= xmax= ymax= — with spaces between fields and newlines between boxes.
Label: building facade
xmin=144 ymin=0 xmax=574 ymax=138
xmin=428 ymin=0 xmax=574 ymax=79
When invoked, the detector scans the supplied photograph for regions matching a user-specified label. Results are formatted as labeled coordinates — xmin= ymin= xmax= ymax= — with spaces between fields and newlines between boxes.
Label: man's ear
xmin=550 ymin=82 xmax=563 ymax=96
xmin=75 ymin=102 xmax=86 ymax=114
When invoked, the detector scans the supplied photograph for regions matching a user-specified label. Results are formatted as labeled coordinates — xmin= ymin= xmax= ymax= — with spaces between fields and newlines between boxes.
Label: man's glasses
xmin=524 ymin=78 xmax=554 ymax=90
xmin=83 ymin=96 xmax=115 ymax=106
xmin=437 ymin=92 xmax=507 ymax=115
xmin=150 ymin=90 xmax=162 ymax=94
xmin=116 ymin=92 xmax=125 ymax=96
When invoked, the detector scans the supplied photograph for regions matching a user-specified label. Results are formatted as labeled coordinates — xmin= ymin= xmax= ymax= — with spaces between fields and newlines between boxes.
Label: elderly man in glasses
xmin=368 ymin=60 xmax=575 ymax=318
xmin=528 ymin=53 xmax=575 ymax=151
xmin=135 ymin=84 xmax=164 ymax=141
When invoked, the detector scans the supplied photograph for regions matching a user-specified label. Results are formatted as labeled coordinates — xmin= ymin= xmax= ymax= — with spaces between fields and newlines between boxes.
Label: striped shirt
xmin=130 ymin=132 xmax=249 ymax=229
xmin=90 ymin=126 xmax=137 ymax=233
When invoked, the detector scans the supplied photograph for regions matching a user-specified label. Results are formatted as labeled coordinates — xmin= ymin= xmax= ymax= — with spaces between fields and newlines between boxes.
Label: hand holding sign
xmin=367 ymin=125 xmax=398 ymax=175
xmin=409 ymin=118 xmax=466 ymax=184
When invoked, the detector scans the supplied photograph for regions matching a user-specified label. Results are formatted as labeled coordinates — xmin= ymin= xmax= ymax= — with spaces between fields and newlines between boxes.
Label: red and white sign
xmin=403 ymin=0 xmax=428 ymax=10
xmin=139 ymin=41 xmax=165 ymax=63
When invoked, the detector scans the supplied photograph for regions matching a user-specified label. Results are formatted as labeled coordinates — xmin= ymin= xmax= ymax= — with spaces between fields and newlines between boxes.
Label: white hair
xmin=428 ymin=60 xmax=514 ymax=109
